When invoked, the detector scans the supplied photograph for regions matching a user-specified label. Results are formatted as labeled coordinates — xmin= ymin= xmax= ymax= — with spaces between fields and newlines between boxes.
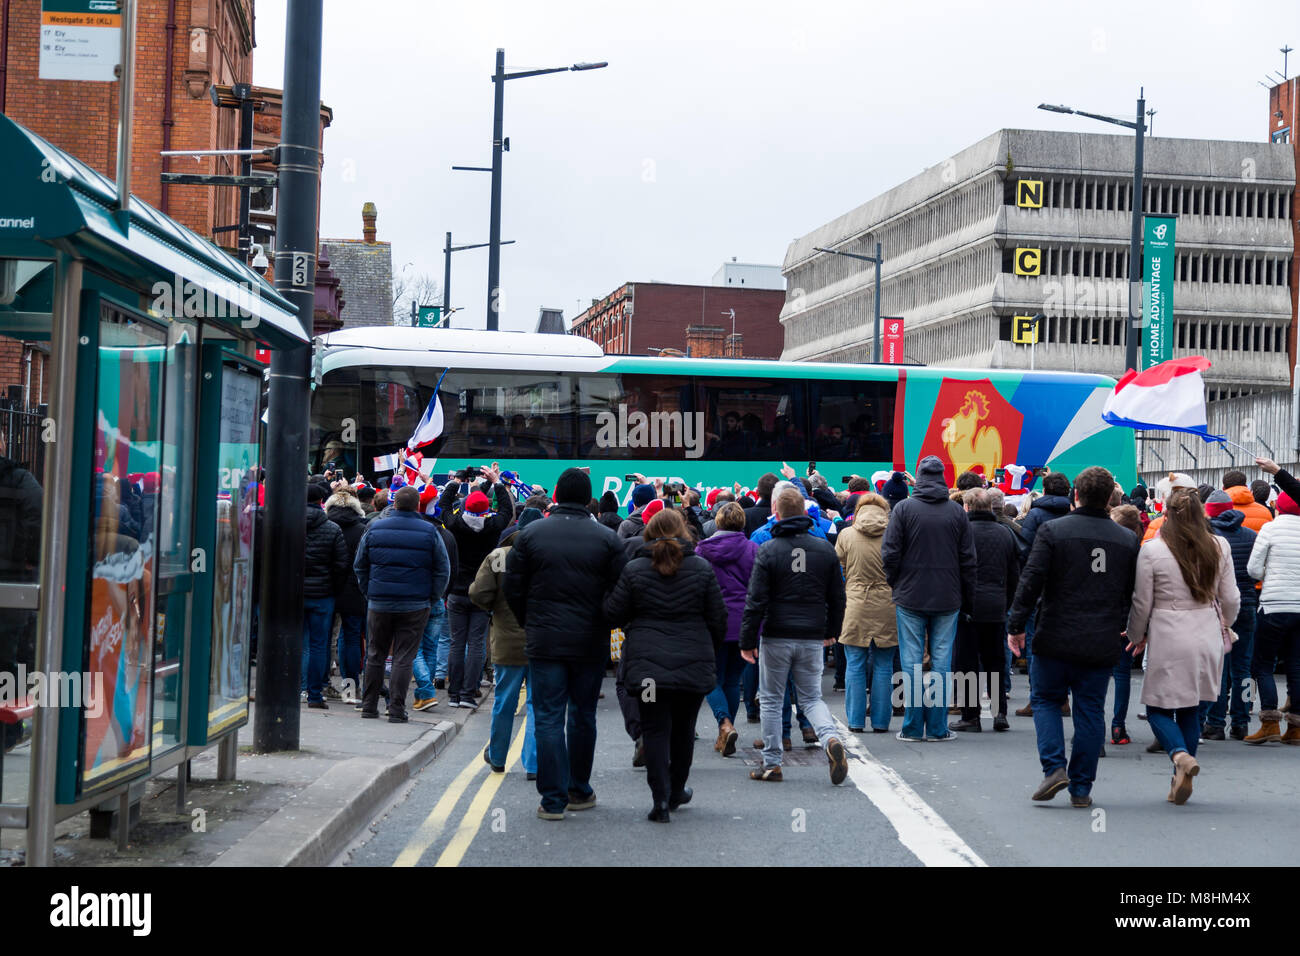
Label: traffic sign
xmin=416 ymin=305 xmax=442 ymax=328
xmin=1014 ymin=248 xmax=1041 ymax=276
xmin=1016 ymin=180 xmax=1043 ymax=208
xmin=39 ymin=0 xmax=121 ymax=82
xmin=1012 ymin=314 xmax=1041 ymax=345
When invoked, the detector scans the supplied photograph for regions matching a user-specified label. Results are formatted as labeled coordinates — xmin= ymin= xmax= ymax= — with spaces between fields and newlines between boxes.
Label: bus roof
xmin=318 ymin=325 xmax=1116 ymax=388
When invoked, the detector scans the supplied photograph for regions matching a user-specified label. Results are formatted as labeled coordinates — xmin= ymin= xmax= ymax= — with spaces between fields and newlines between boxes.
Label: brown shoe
xmin=749 ymin=765 xmax=783 ymax=782
xmin=1167 ymin=776 xmax=1176 ymax=803
xmin=717 ymin=720 xmax=738 ymax=757
xmin=1171 ymin=752 xmax=1199 ymax=805
xmin=1031 ymin=767 xmax=1069 ymax=801
xmin=783 ymin=737 xmax=793 ymax=751
xmin=801 ymin=726 xmax=818 ymax=746
xmin=1060 ymin=701 xmax=1071 ymax=717
xmin=1015 ymin=703 xmax=1034 ymax=717
xmin=752 ymin=737 xmax=765 ymax=750
xmin=1284 ymin=713 xmax=1300 ymax=745
xmin=1245 ymin=711 xmax=1283 ymax=745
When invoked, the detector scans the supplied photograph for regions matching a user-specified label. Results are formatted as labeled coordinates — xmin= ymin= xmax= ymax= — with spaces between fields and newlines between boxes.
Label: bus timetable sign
xmin=39 ymin=0 xmax=122 ymax=82
xmin=1141 ymin=215 xmax=1177 ymax=370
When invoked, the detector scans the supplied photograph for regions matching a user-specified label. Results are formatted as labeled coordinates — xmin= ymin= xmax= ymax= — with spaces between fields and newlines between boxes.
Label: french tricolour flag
xmin=1102 ymin=356 xmax=1224 ymax=441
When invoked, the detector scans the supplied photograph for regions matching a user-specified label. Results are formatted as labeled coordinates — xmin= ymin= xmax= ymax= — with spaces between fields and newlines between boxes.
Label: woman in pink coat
xmin=1126 ymin=490 xmax=1239 ymax=805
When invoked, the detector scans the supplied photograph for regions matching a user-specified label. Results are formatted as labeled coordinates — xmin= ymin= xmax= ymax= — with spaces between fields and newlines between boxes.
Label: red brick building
xmin=570 ymin=281 xmax=785 ymax=359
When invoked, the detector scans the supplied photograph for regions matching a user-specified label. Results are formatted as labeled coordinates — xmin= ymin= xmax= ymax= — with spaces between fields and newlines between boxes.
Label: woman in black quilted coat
xmin=604 ymin=508 xmax=727 ymax=822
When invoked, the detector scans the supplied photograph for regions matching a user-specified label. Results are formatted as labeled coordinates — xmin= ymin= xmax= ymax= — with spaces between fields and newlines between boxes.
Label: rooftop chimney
xmin=362 ymin=201 xmax=377 ymax=243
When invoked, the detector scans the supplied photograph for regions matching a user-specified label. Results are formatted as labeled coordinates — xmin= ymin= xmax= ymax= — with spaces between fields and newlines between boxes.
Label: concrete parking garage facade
xmin=780 ymin=129 xmax=1295 ymax=399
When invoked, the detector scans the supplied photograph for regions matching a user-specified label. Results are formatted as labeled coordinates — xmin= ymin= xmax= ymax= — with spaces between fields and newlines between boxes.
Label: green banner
xmin=1141 ymin=215 xmax=1177 ymax=370
xmin=416 ymin=305 xmax=441 ymax=328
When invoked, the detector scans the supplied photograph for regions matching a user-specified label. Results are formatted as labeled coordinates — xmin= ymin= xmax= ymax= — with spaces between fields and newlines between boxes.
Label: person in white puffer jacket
xmin=1244 ymin=490 xmax=1300 ymax=744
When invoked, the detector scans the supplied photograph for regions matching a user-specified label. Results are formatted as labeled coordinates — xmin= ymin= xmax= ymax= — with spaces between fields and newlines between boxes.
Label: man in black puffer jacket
xmin=1202 ymin=491 xmax=1259 ymax=739
xmin=739 ymin=487 xmax=848 ymax=785
xmin=951 ymin=488 xmax=1020 ymax=733
xmin=1008 ymin=466 xmax=1137 ymax=807
xmin=505 ymin=468 xmax=627 ymax=820
xmin=303 ymin=483 xmax=348 ymax=708
xmin=882 ymin=454 xmax=976 ymax=741
xmin=326 ymin=489 xmax=369 ymax=703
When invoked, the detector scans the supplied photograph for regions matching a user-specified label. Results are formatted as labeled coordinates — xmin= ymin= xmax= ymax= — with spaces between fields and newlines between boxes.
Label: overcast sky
xmin=251 ymin=0 xmax=1298 ymax=332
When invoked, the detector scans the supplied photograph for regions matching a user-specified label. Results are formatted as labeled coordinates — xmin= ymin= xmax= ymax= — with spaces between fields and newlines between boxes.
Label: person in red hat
xmin=436 ymin=466 xmax=514 ymax=708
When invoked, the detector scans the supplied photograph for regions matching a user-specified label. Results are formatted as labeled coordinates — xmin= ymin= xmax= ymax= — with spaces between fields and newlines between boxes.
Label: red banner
xmin=882 ymin=318 xmax=904 ymax=364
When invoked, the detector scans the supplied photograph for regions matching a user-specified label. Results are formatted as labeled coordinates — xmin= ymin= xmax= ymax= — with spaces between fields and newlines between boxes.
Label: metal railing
xmin=0 ymin=399 xmax=48 ymax=478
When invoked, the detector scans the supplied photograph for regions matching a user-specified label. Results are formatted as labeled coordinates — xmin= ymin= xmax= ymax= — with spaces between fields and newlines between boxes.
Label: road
xmin=344 ymin=669 xmax=1295 ymax=867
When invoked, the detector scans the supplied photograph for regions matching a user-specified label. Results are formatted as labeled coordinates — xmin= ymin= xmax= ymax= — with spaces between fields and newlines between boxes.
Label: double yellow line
xmin=393 ymin=690 xmax=527 ymax=868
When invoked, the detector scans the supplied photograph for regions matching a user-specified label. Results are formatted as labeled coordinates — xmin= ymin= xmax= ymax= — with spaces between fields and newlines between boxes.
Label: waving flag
xmin=1102 ymin=356 xmax=1224 ymax=441
xmin=407 ymin=367 xmax=451 ymax=451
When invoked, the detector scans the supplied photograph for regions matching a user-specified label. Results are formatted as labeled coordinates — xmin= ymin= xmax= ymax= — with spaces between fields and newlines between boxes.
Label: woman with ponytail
xmin=1127 ymin=489 xmax=1239 ymax=805
xmin=604 ymin=508 xmax=728 ymax=822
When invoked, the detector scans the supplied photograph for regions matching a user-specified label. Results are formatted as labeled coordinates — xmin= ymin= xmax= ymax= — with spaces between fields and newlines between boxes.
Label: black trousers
xmin=957 ymin=618 xmax=1008 ymax=721
xmin=615 ymin=657 xmax=642 ymax=742
xmin=362 ymin=607 xmax=428 ymax=719
xmin=638 ymin=689 xmax=704 ymax=806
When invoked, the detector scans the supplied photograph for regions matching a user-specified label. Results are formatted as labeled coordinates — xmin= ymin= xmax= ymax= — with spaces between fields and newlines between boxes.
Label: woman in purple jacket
xmin=696 ymin=502 xmax=758 ymax=757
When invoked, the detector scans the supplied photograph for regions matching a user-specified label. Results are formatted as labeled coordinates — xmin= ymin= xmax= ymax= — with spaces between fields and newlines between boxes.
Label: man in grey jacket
xmin=881 ymin=455 xmax=976 ymax=742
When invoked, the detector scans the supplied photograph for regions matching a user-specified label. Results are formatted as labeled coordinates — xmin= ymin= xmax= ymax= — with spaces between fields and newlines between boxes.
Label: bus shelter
xmin=0 ymin=114 xmax=307 ymax=865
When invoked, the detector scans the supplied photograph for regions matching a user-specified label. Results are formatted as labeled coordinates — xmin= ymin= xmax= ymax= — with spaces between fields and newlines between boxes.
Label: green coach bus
xmin=309 ymin=327 xmax=1136 ymax=503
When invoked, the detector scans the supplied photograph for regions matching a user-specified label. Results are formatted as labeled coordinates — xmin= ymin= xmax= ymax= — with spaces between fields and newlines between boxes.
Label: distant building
xmin=320 ymin=203 xmax=394 ymax=332
xmin=536 ymin=308 xmax=566 ymax=334
xmin=712 ymin=259 xmax=785 ymax=290
xmin=570 ymin=281 xmax=784 ymax=358
xmin=781 ymin=127 xmax=1295 ymax=399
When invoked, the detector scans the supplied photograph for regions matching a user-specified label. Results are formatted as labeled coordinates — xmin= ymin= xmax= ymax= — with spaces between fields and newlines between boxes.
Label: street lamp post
xmin=1039 ymin=91 xmax=1146 ymax=373
xmin=813 ymin=242 xmax=884 ymax=362
xmin=443 ymin=231 xmax=515 ymax=327
xmin=485 ymin=48 xmax=606 ymax=331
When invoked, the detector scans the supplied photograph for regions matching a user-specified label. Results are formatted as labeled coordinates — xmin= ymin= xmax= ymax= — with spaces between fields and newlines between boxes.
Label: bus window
xmin=694 ymin=378 xmax=808 ymax=461
xmin=433 ymin=370 xmax=574 ymax=461
xmin=577 ymin=374 xmax=696 ymax=460
xmin=808 ymin=379 xmax=896 ymax=463
xmin=310 ymin=378 xmax=361 ymax=475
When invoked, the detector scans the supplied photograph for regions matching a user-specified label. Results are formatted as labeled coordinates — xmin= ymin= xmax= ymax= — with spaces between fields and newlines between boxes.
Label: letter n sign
xmin=1017 ymin=180 xmax=1043 ymax=208
xmin=1014 ymin=248 xmax=1041 ymax=276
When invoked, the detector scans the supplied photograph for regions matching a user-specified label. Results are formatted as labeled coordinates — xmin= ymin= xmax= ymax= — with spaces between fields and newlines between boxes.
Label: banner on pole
xmin=882 ymin=317 xmax=904 ymax=364
xmin=1141 ymin=215 xmax=1177 ymax=370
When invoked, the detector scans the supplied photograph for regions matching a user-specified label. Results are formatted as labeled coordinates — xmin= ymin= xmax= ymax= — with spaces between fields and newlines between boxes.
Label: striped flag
xmin=1102 ymin=355 xmax=1224 ymax=440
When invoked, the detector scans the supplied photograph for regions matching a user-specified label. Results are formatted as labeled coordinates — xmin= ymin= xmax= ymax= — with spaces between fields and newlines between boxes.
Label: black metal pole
xmin=1126 ymin=89 xmax=1145 ymax=373
xmin=237 ymin=88 xmax=254 ymax=261
xmin=872 ymin=241 xmax=882 ymax=364
xmin=444 ymin=231 xmax=452 ymax=327
xmin=486 ymin=48 xmax=505 ymax=331
xmin=255 ymin=0 xmax=322 ymax=752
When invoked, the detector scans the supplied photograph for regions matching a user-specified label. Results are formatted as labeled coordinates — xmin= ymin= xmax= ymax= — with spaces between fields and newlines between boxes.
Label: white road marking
xmin=833 ymin=717 xmax=987 ymax=867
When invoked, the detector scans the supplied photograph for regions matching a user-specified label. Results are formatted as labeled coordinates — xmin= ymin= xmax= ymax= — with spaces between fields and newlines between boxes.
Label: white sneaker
xmin=300 ymin=691 xmax=308 ymax=703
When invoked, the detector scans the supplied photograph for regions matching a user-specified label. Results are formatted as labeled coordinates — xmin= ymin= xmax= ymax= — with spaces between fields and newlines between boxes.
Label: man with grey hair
xmin=951 ymin=488 xmax=1020 ymax=732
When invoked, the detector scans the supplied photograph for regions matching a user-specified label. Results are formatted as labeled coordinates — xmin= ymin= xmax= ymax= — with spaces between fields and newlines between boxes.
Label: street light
xmin=1038 ymin=89 xmax=1146 ymax=373
xmin=485 ymin=48 xmax=607 ymax=331
xmin=442 ymin=231 xmax=515 ymax=327
xmin=814 ymin=242 xmax=884 ymax=362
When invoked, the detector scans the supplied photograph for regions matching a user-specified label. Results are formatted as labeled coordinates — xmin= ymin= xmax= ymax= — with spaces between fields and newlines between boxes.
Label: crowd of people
xmin=286 ymin=453 xmax=1299 ymax=822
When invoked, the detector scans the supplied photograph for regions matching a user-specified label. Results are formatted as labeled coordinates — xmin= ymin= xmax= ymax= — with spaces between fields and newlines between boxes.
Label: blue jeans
xmin=741 ymin=659 xmax=759 ymax=719
xmin=705 ymin=642 xmax=745 ymax=726
xmin=1029 ymin=653 xmax=1110 ymax=798
xmin=412 ymin=602 xmax=447 ymax=700
xmin=1204 ymin=605 xmax=1255 ymax=729
xmin=489 ymin=663 xmax=536 ymax=774
xmin=301 ymin=597 xmax=335 ymax=703
xmin=434 ymin=600 xmax=451 ymax=680
xmin=337 ymin=612 xmax=365 ymax=693
xmin=1148 ymin=705 xmax=1200 ymax=759
xmin=843 ymin=644 xmax=870 ymax=730
xmin=528 ymin=658 xmax=604 ymax=814
xmin=1112 ymin=638 xmax=1134 ymax=728
xmin=895 ymin=608 xmax=959 ymax=739
xmin=871 ymin=644 xmax=900 ymax=731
